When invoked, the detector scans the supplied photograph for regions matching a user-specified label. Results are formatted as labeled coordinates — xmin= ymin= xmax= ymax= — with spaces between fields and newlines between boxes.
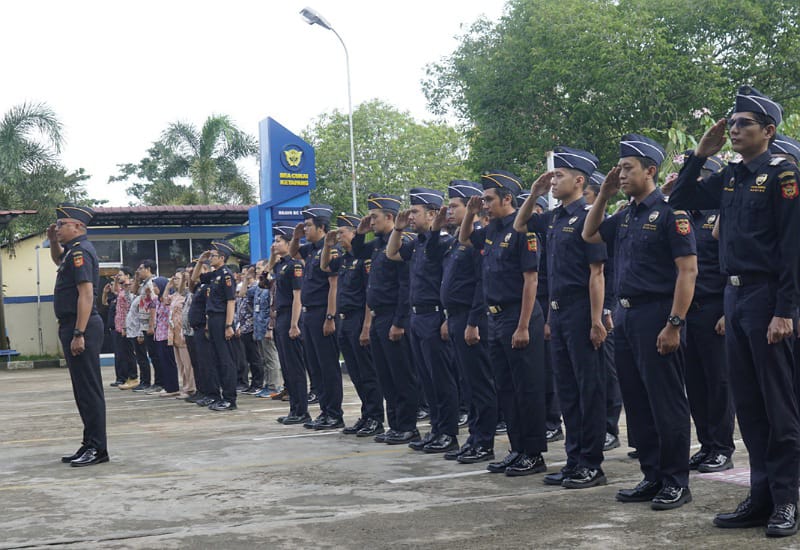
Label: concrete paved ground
xmin=0 ymin=367 xmax=796 ymax=549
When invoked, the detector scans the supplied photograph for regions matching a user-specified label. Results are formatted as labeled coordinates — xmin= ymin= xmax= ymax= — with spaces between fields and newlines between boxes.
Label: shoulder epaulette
xmin=730 ymin=158 xmax=742 ymax=165
xmin=584 ymin=204 xmax=592 ymax=211
xmin=770 ymin=156 xmax=786 ymax=166
xmin=673 ymin=209 xmax=688 ymax=216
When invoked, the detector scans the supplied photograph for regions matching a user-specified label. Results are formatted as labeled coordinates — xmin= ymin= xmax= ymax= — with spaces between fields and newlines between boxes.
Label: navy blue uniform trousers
xmin=302 ymin=306 xmax=343 ymax=420
xmin=549 ymin=300 xmax=606 ymax=470
xmin=206 ymin=313 xmax=237 ymax=404
xmin=685 ymin=296 xmax=735 ymax=457
xmin=274 ymin=309 xmax=309 ymax=417
xmin=409 ymin=310 xmax=459 ymax=437
xmin=725 ymin=282 xmax=799 ymax=506
xmin=538 ymin=296 xmax=562 ymax=432
xmin=189 ymin=329 xmax=220 ymax=398
xmin=614 ymin=298 xmax=690 ymax=488
xmin=338 ymin=310 xmax=384 ymax=422
xmin=488 ymin=301 xmax=546 ymax=456
xmin=369 ymin=311 xmax=418 ymax=432
xmin=448 ymin=309 xmax=497 ymax=449
xmin=604 ymin=333 xmax=622 ymax=438
xmin=59 ymin=314 xmax=107 ymax=450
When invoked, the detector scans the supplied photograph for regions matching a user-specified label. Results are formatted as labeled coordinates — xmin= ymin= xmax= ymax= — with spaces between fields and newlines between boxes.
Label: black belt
xmin=302 ymin=305 xmax=326 ymax=312
xmin=727 ymin=273 xmax=777 ymax=287
xmin=370 ymin=305 xmax=395 ymax=316
xmin=338 ymin=309 xmax=361 ymax=320
xmin=411 ymin=304 xmax=441 ymax=315
xmin=444 ymin=304 xmax=470 ymax=318
xmin=207 ymin=311 xmax=226 ymax=316
xmin=549 ymin=292 xmax=589 ymax=311
xmin=276 ymin=306 xmax=292 ymax=314
xmin=488 ymin=302 xmax=520 ymax=315
xmin=618 ymin=294 xmax=672 ymax=309
xmin=690 ymin=294 xmax=724 ymax=310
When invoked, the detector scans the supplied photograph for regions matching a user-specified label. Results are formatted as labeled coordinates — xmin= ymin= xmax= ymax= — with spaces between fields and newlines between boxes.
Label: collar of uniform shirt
xmin=632 ymin=187 xmax=665 ymax=213
xmin=312 ymin=236 xmax=325 ymax=249
xmin=556 ymin=196 xmax=587 ymax=217
xmin=492 ymin=212 xmax=516 ymax=230
xmin=740 ymin=149 xmax=772 ymax=174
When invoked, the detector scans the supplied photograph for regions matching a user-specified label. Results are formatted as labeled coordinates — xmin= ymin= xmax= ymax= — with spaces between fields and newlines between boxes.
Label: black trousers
xmin=114 ymin=331 xmax=137 ymax=380
xmin=240 ymin=332 xmax=265 ymax=388
xmin=448 ymin=309 xmax=497 ymax=449
xmin=300 ymin=313 xmax=321 ymax=396
xmin=302 ymin=306 xmax=343 ymax=419
xmin=409 ymin=310 xmax=459 ymax=437
xmin=488 ymin=301 xmax=546 ymax=456
xmin=338 ymin=310 xmax=384 ymax=421
xmin=233 ymin=335 xmax=248 ymax=386
xmin=206 ymin=313 xmax=237 ymax=404
xmin=369 ymin=311 xmax=418 ymax=432
xmin=185 ymin=333 xmax=201 ymax=393
xmin=549 ymin=300 xmax=606 ymax=470
xmin=132 ymin=336 xmax=151 ymax=385
xmin=189 ymin=329 xmax=220 ymax=397
xmin=685 ymin=296 xmax=735 ymax=457
xmin=154 ymin=339 xmax=179 ymax=393
xmin=604 ymin=333 xmax=622 ymax=438
xmin=725 ymin=282 xmax=799 ymax=507
xmin=539 ymin=296 xmax=562 ymax=432
xmin=59 ymin=314 xmax=106 ymax=450
xmin=145 ymin=334 xmax=162 ymax=387
xmin=615 ymin=298 xmax=690 ymax=488
xmin=274 ymin=309 xmax=309 ymax=417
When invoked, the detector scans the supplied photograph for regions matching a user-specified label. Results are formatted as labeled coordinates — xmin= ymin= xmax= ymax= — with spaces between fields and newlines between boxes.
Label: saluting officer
xmin=670 ymin=154 xmax=736 ymax=474
xmin=187 ymin=260 xmax=221 ymax=407
xmin=352 ymin=193 xmax=420 ymax=445
xmin=583 ymin=134 xmax=697 ymax=510
xmin=459 ymin=171 xmax=547 ymax=477
xmin=670 ymin=86 xmax=800 ymax=537
xmin=192 ymin=240 xmax=238 ymax=411
xmin=290 ymin=205 xmax=344 ymax=430
xmin=516 ymin=147 xmax=609 ymax=489
xmin=321 ymin=213 xmax=385 ymax=437
xmin=271 ymin=225 xmax=310 ymax=425
xmin=387 ymin=188 xmax=460 ymax=454
xmin=49 ymin=203 xmax=109 ymax=467
xmin=438 ymin=180 xmax=497 ymax=464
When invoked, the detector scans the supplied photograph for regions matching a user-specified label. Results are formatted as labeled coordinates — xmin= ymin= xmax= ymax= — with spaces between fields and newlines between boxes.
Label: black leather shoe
xmin=487 ymin=451 xmax=520 ymax=473
xmin=375 ymin=429 xmax=396 ymax=443
xmin=110 ymin=380 xmax=123 ymax=387
xmin=196 ymin=396 xmax=216 ymax=407
xmin=766 ymin=504 xmax=798 ymax=537
xmin=61 ymin=445 xmax=87 ymax=463
xmin=385 ymin=429 xmax=420 ymax=445
xmin=543 ymin=466 xmax=576 ymax=486
xmin=457 ymin=446 xmax=495 ymax=464
xmin=307 ymin=392 xmax=319 ymax=404
xmin=304 ymin=414 xmax=327 ymax=429
xmin=563 ymin=467 xmax=607 ymax=489
xmin=281 ymin=413 xmax=311 ymax=425
xmin=343 ymin=417 xmax=366 ymax=435
xmin=445 ymin=443 xmax=472 ymax=461
xmin=545 ymin=427 xmax=564 ymax=442
xmin=616 ymin=479 xmax=662 ymax=502
xmin=505 ymin=454 xmax=546 ymax=477
xmin=627 ymin=449 xmax=639 ymax=459
xmin=315 ymin=416 xmax=345 ymax=430
xmin=409 ymin=431 xmax=436 ymax=451
xmin=713 ymin=494 xmax=771 ymax=528
xmin=70 ymin=447 xmax=109 ymax=467
xmin=357 ymin=419 xmax=384 ymax=437
xmin=417 ymin=408 xmax=430 ymax=421
xmin=651 ymin=485 xmax=692 ymax=510
xmin=209 ymin=400 xmax=236 ymax=411
xmin=603 ymin=433 xmax=620 ymax=451
xmin=423 ymin=434 xmax=458 ymax=454
xmin=697 ymin=453 xmax=733 ymax=473
xmin=689 ymin=450 xmax=708 ymax=470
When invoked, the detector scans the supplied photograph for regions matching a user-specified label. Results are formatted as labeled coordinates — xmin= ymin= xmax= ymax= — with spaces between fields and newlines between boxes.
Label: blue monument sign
xmin=249 ymin=117 xmax=316 ymax=260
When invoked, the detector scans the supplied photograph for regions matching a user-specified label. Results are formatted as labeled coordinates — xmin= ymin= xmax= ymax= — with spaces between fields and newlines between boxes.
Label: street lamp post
xmin=300 ymin=7 xmax=358 ymax=213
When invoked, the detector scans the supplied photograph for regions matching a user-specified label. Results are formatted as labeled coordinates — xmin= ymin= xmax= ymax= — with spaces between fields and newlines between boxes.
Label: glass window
xmin=122 ymin=240 xmax=156 ymax=274
xmin=191 ymin=239 xmax=213 ymax=259
xmin=157 ymin=239 xmax=191 ymax=278
xmin=93 ymin=240 xmax=121 ymax=263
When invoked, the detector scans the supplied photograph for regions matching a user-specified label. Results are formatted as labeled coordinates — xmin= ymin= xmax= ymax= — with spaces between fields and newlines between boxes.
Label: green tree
xmin=110 ymin=115 xmax=258 ymax=205
xmin=424 ymin=0 xmax=800 ymax=182
xmin=303 ymin=99 xmax=472 ymax=215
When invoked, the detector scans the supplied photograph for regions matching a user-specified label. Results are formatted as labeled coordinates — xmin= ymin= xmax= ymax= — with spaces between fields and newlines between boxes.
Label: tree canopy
xmin=303 ymin=99 xmax=472 ymax=215
xmin=423 ymin=0 xmax=800 ymax=181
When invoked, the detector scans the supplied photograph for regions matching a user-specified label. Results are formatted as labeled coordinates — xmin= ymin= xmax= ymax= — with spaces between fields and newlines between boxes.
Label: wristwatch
xmin=73 ymin=329 xmax=85 ymax=337
xmin=667 ymin=315 xmax=685 ymax=327
xmin=325 ymin=314 xmax=336 ymax=321
xmin=225 ymin=324 xmax=234 ymax=329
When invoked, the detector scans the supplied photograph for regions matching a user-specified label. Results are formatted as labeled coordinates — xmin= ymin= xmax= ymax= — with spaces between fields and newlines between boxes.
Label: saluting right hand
xmin=598 ymin=166 xmax=622 ymax=200
xmin=356 ymin=215 xmax=372 ymax=235
xmin=395 ymin=209 xmax=411 ymax=231
xmin=431 ymin=206 xmax=448 ymax=232
xmin=531 ymin=171 xmax=554 ymax=198
xmin=466 ymin=195 xmax=482 ymax=215
xmin=46 ymin=223 xmax=57 ymax=242
xmin=324 ymin=230 xmax=337 ymax=247
xmin=694 ymin=118 xmax=727 ymax=158
xmin=293 ymin=223 xmax=305 ymax=241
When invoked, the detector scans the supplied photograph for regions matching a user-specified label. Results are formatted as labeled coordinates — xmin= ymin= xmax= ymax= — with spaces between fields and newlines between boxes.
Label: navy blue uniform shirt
xmin=690 ymin=210 xmax=726 ymax=299
xmin=188 ymin=282 xmax=208 ymax=328
xmin=200 ymin=265 xmax=236 ymax=314
xmin=351 ymin=231 xmax=411 ymax=328
xmin=469 ymin=212 xmax=540 ymax=305
xmin=670 ymin=151 xmax=800 ymax=317
xmin=54 ymin=234 xmax=100 ymax=321
xmin=272 ymin=256 xmax=304 ymax=310
xmin=526 ymin=197 xmax=607 ymax=300
xmin=535 ymin=223 xmax=549 ymax=299
xmin=441 ymin=228 xmax=486 ymax=326
xmin=598 ymin=189 xmax=697 ymax=299
xmin=299 ymin=238 xmax=338 ymax=307
xmin=398 ymin=229 xmax=453 ymax=307
xmin=328 ymin=251 xmax=370 ymax=313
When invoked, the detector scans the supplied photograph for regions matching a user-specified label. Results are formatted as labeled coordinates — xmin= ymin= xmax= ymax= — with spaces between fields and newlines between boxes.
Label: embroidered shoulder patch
xmin=526 ymin=232 xmax=538 ymax=252
xmin=73 ymin=252 xmax=84 ymax=267
xmin=293 ymin=264 xmax=304 ymax=278
xmin=675 ymin=218 xmax=691 ymax=235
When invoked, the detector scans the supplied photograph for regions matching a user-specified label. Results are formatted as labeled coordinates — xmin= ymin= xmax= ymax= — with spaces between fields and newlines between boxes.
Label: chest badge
xmin=707 ymin=214 xmax=717 ymax=224
xmin=755 ymin=174 xmax=768 ymax=186
xmin=648 ymin=211 xmax=659 ymax=223
xmin=504 ymin=233 xmax=512 ymax=243
xmin=568 ymin=216 xmax=578 ymax=225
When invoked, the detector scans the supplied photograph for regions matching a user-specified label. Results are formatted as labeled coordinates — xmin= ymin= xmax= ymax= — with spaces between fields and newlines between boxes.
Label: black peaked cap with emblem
xmin=211 ymin=239 xmax=235 ymax=258
xmin=734 ymin=85 xmax=783 ymax=126
xmin=480 ymin=170 xmax=523 ymax=196
xmin=56 ymin=202 xmax=94 ymax=225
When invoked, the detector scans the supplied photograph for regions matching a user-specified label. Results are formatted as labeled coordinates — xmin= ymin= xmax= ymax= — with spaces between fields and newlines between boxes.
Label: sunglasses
xmin=727 ymin=117 xmax=761 ymax=130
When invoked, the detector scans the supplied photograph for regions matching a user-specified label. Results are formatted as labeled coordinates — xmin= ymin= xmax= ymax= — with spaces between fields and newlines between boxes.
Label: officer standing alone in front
xmin=49 ymin=203 xmax=109 ymax=467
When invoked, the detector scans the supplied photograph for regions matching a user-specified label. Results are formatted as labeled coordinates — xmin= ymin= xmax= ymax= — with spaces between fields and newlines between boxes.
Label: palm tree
xmin=161 ymin=115 xmax=258 ymax=204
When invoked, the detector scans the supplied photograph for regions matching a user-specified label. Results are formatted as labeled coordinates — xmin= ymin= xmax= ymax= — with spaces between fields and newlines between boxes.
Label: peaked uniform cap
xmin=272 ymin=223 xmax=295 ymax=236
xmin=409 ymin=187 xmax=444 ymax=207
xmin=553 ymin=146 xmax=599 ymax=177
xmin=56 ymin=203 xmax=94 ymax=225
xmin=735 ymin=85 xmax=783 ymax=126
xmin=448 ymin=180 xmax=483 ymax=199
xmin=480 ymin=170 xmax=523 ymax=196
xmin=335 ymin=212 xmax=361 ymax=228
xmin=619 ymin=134 xmax=666 ymax=166
xmin=367 ymin=193 xmax=403 ymax=213
xmin=301 ymin=204 xmax=333 ymax=221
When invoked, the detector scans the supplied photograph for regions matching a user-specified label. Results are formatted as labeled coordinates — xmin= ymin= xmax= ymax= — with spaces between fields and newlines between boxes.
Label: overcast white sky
xmin=0 ymin=0 xmax=506 ymax=205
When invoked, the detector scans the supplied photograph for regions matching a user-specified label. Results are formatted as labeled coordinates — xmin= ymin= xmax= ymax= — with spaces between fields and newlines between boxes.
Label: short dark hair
xmin=139 ymin=259 xmax=157 ymax=273
xmin=494 ymin=187 xmax=517 ymax=208
xmin=275 ymin=234 xmax=291 ymax=244
xmin=752 ymin=112 xmax=778 ymax=145
xmin=310 ymin=218 xmax=330 ymax=232
xmin=586 ymin=184 xmax=601 ymax=197
xmin=634 ymin=157 xmax=659 ymax=185
xmin=119 ymin=266 xmax=134 ymax=277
